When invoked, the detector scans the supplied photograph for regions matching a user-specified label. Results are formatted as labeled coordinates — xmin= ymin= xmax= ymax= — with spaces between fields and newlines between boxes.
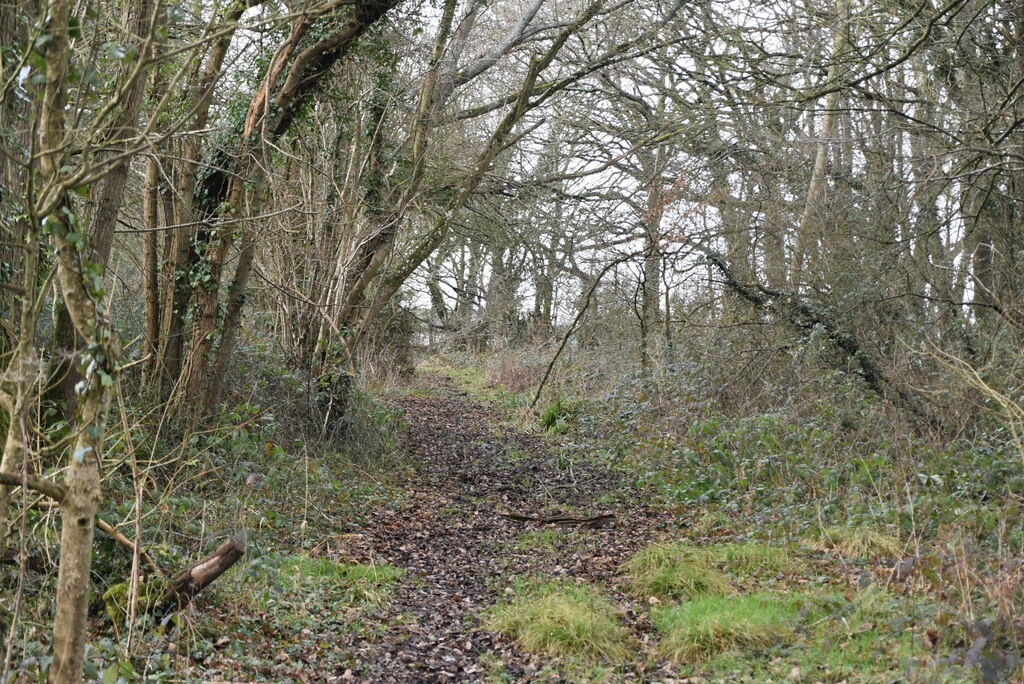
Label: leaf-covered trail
xmin=337 ymin=374 xmax=671 ymax=682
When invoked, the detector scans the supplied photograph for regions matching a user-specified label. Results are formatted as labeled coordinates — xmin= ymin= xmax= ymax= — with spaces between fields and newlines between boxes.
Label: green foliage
xmin=653 ymin=594 xmax=798 ymax=663
xmin=486 ymin=582 xmax=632 ymax=662
xmin=540 ymin=397 xmax=578 ymax=434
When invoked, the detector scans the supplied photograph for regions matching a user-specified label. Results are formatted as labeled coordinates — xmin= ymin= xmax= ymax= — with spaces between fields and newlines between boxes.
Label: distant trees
xmin=417 ymin=0 xmax=1021 ymax=418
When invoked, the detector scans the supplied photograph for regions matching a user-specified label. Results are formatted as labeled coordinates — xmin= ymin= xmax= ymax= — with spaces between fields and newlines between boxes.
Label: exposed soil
xmin=335 ymin=374 xmax=677 ymax=682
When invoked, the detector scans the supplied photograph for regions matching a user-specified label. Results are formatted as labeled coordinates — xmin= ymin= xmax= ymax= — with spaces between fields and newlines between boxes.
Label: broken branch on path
xmin=498 ymin=511 xmax=616 ymax=528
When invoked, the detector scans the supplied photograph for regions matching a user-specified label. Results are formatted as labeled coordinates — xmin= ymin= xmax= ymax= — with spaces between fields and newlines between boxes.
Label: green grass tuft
xmin=653 ymin=594 xmax=797 ymax=663
xmin=486 ymin=583 xmax=632 ymax=662
xmin=621 ymin=543 xmax=730 ymax=599
xmin=808 ymin=525 xmax=903 ymax=560
xmin=513 ymin=529 xmax=566 ymax=552
xmin=540 ymin=398 xmax=578 ymax=434
xmin=283 ymin=556 xmax=403 ymax=603
xmin=712 ymin=542 xmax=804 ymax=575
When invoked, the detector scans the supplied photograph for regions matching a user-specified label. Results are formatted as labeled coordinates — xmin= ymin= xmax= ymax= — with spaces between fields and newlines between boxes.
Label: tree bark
xmin=142 ymin=157 xmax=161 ymax=382
xmin=33 ymin=0 xmax=125 ymax=678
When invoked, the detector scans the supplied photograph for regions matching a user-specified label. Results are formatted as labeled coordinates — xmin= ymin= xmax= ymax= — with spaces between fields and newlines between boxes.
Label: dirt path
xmin=338 ymin=374 xmax=672 ymax=682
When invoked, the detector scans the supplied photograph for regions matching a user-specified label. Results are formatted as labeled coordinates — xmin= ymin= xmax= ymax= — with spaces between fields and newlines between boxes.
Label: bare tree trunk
xmin=156 ymin=170 xmax=192 ymax=398
xmin=640 ymin=146 xmax=665 ymax=371
xmin=50 ymin=0 xmax=156 ymax=416
xmin=207 ymin=229 xmax=256 ymax=409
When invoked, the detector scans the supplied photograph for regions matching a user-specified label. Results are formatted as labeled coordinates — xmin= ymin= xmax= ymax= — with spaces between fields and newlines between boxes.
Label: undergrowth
xmin=455 ymin=347 xmax=1024 ymax=682
xmin=2 ymin=361 xmax=408 ymax=683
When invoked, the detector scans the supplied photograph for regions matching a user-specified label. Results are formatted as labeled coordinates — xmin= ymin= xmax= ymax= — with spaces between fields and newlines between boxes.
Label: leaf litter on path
xmin=332 ymin=374 xmax=674 ymax=682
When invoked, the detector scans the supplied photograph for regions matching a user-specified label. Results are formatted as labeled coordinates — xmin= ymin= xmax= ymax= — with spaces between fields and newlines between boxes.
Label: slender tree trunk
xmin=50 ymin=0 xmax=156 ymax=415
xmin=207 ymin=226 xmax=256 ymax=409
xmin=35 ymin=0 xmax=121 ymax=678
xmin=143 ymin=157 xmax=161 ymax=382
xmin=790 ymin=0 xmax=850 ymax=289
xmin=428 ymin=256 xmax=449 ymax=328
xmin=640 ymin=155 xmax=665 ymax=371
xmin=50 ymin=216 xmax=121 ymax=683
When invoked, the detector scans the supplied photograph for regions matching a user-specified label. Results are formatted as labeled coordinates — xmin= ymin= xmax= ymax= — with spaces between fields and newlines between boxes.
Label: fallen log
xmin=106 ymin=533 xmax=247 ymax=622
xmin=498 ymin=511 xmax=616 ymax=528
xmin=164 ymin=533 xmax=247 ymax=608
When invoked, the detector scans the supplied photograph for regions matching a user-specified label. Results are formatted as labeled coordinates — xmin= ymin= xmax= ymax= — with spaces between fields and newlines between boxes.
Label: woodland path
xmin=335 ymin=373 xmax=674 ymax=682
